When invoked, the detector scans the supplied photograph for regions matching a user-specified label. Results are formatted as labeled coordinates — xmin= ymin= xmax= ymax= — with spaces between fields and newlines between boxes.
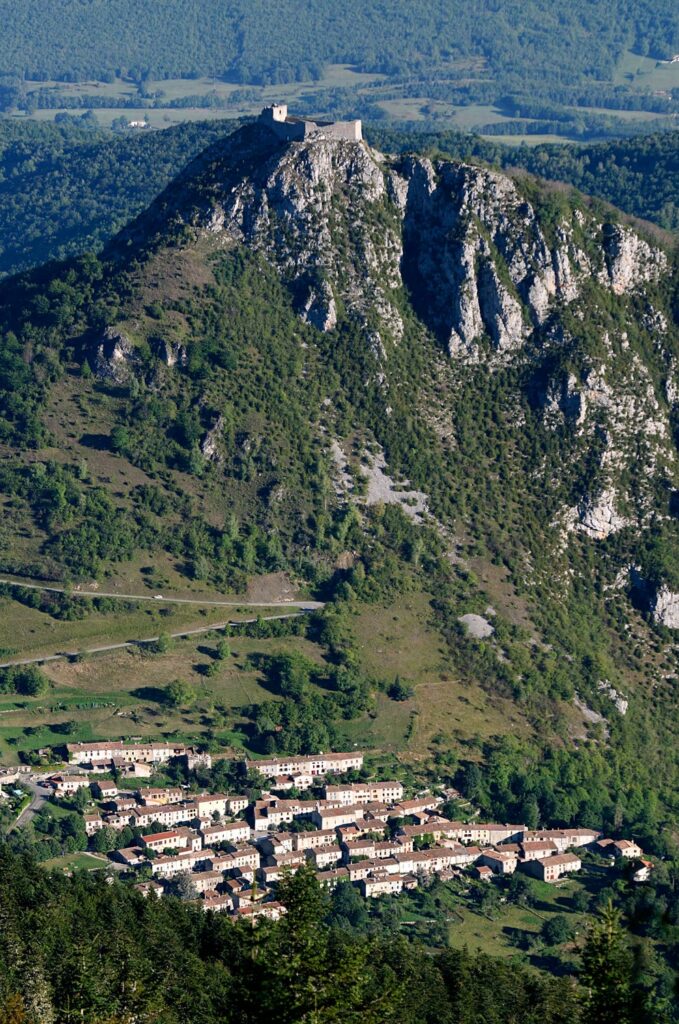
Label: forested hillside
xmin=0 ymin=0 xmax=677 ymax=134
xmin=0 ymin=851 xmax=669 ymax=1023
xmin=1 ymin=0 xmax=675 ymax=83
xmin=1 ymin=118 xmax=678 ymax=281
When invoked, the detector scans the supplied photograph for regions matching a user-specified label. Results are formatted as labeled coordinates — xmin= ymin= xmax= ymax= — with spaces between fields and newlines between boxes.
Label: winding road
xmin=0 ymin=577 xmax=324 ymax=610
xmin=0 ymin=578 xmax=324 ymax=669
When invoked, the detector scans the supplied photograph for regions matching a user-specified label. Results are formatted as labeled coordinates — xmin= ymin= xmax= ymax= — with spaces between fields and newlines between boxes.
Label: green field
xmin=42 ymin=850 xmax=110 ymax=872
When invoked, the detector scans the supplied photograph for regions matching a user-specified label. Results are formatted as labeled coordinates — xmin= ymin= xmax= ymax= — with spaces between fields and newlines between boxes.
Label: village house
xmin=235 ymin=902 xmax=286 ymax=922
xmin=131 ymin=802 xmax=197 ymax=829
xmin=522 ymin=853 xmax=582 ymax=882
xmin=255 ymin=832 xmax=295 ymax=857
xmin=611 ymin=839 xmax=643 ymax=859
xmin=270 ymin=772 xmax=314 ymax=792
xmin=193 ymin=794 xmax=232 ymax=819
xmin=83 ymin=813 xmax=104 ymax=836
xmin=138 ymin=788 xmax=184 ymax=806
xmin=324 ymin=781 xmax=404 ymax=806
xmin=246 ymin=751 xmax=364 ymax=778
xmin=151 ymin=848 xmax=214 ymax=878
xmin=200 ymin=821 xmax=251 ymax=846
xmin=190 ymin=871 xmax=224 ymax=895
xmin=389 ymin=796 xmax=441 ymax=818
xmin=519 ymin=827 xmax=601 ymax=851
xmin=218 ymin=847 xmax=260 ymax=872
xmin=113 ymin=847 xmax=146 ymax=867
xmin=473 ymin=864 xmax=493 ymax=882
xmin=308 ymin=845 xmax=343 ymax=870
xmin=479 ymin=849 xmax=519 ymax=876
xmin=202 ymin=894 xmax=233 ymax=913
xmin=103 ymin=811 xmax=134 ymax=831
xmin=92 ymin=781 xmax=118 ymax=800
xmin=250 ymin=797 xmax=311 ymax=830
xmin=134 ymin=880 xmax=164 ymax=898
xmin=140 ymin=827 xmax=202 ymax=854
xmin=360 ymin=873 xmax=417 ymax=898
xmin=633 ymin=860 xmax=653 ymax=883
xmin=315 ymin=867 xmax=350 ymax=888
xmin=50 ymin=775 xmax=91 ymax=796
xmin=519 ymin=840 xmax=559 ymax=861
xmin=342 ymin=839 xmax=376 ymax=862
xmin=311 ymin=804 xmax=366 ymax=830
xmin=110 ymin=796 xmax=137 ymax=813
xmin=67 ymin=741 xmax=189 ymax=766
xmin=292 ymin=828 xmax=337 ymax=852
xmin=266 ymin=850 xmax=307 ymax=870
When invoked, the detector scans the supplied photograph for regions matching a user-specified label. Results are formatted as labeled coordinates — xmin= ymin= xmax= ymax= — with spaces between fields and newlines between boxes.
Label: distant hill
xmin=0 ymin=1 xmax=677 ymax=130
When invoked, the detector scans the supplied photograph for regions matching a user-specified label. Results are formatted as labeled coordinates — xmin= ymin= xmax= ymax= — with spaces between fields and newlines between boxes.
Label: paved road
xmin=7 ymin=776 xmax=48 ymax=832
xmin=0 ymin=577 xmax=324 ymax=610
xmin=0 ymin=611 xmax=316 ymax=670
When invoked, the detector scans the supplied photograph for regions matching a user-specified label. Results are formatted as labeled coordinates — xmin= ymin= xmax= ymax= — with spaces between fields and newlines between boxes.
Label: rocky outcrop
xmin=650 ymin=585 xmax=679 ymax=629
xmin=602 ymin=224 xmax=667 ymax=295
xmin=569 ymin=488 xmax=628 ymax=540
xmin=94 ymin=326 xmax=139 ymax=383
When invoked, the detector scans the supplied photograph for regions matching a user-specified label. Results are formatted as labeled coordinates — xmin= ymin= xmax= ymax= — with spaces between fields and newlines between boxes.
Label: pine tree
xmin=579 ymin=901 xmax=632 ymax=1024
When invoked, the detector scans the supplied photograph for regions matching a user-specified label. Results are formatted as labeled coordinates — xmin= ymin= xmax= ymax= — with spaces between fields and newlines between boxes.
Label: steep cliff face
xmin=113 ymin=125 xmax=679 ymax=616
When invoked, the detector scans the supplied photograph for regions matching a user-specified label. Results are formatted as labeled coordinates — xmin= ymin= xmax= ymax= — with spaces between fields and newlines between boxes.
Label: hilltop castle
xmin=259 ymin=104 xmax=362 ymax=143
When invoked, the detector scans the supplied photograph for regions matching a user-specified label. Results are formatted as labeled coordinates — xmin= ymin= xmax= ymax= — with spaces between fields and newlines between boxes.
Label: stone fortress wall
xmin=260 ymin=104 xmax=362 ymax=143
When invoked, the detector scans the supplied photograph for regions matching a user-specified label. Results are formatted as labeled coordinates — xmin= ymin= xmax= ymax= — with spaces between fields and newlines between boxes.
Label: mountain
xmin=2 ymin=118 xmax=678 ymax=283
xmin=1 ymin=116 xmax=678 ymax=833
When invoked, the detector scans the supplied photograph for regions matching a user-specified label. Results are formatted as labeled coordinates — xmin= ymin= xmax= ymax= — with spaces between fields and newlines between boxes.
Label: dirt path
xmin=0 ymin=611 xmax=317 ymax=670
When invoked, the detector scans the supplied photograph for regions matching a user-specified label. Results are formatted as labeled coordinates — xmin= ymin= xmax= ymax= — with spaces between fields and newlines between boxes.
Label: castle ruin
xmin=259 ymin=104 xmax=362 ymax=143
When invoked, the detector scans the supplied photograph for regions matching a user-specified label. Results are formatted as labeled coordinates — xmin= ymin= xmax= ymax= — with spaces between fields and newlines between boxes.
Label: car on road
xmin=154 ymin=595 xmax=165 ymax=600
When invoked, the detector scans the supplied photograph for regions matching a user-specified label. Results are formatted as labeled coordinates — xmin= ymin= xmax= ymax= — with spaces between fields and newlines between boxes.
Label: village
xmin=19 ymin=740 xmax=651 ymax=921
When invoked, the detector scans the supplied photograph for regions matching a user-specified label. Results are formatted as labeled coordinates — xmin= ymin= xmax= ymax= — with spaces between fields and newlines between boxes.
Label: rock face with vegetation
xmin=1 ymin=121 xmax=679 ymax=868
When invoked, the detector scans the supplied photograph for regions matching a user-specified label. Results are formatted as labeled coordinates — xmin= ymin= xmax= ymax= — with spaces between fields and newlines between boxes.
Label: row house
xmin=110 ymin=797 xmax=137 ymax=814
xmin=200 ymin=821 xmax=251 ymax=846
xmin=523 ymin=853 xmax=582 ymax=882
xmin=375 ymin=838 xmax=413 ymax=858
xmin=315 ymin=867 xmax=350 ymax=889
xmin=360 ymin=873 xmax=418 ymax=899
xmin=202 ymin=894 xmax=233 ymax=913
xmin=255 ymin=833 xmax=295 ymax=857
xmin=140 ymin=827 xmax=201 ymax=853
xmin=214 ymin=847 xmax=260 ymax=873
xmin=519 ymin=840 xmax=559 ymax=862
xmin=311 ymin=804 xmax=365 ymax=830
xmin=225 ymin=794 xmax=249 ymax=815
xmin=250 ymin=798 xmax=312 ymax=830
xmin=131 ymin=802 xmax=197 ymax=828
xmin=103 ymin=812 xmax=133 ymax=831
xmin=247 ymin=751 xmax=364 ymax=778
xmin=258 ymin=862 xmax=303 ymax=885
xmin=308 ymin=845 xmax=343 ymax=870
xmin=193 ymin=794 xmax=232 ymax=819
xmin=519 ymin=827 xmax=601 ymax=851
xmin=191 ymin=871 xmax=224 ymax=895
xmin=151 ymin=848 xmax=214 ymax=878
xmin=342 ymin=839 xmax=376 ymax=861
xmin=67 ymin=741 xmax=188 ymax=765
xmin=394 ymin=848 xmax=463 ymax=876
xmin=347 ymin=857 xmax=400 ymax=882
xmin=292 ymin=828 xmax=337 ymax=852
xmin=138 ymin=787 xmax=184 ymax=806
xmin=324 ymin=781 xmax=404 ymax=806
xmin=266 ymin=850 xmax=307 ymax=870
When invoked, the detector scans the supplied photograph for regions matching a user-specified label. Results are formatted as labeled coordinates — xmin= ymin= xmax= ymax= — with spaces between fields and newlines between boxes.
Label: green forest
xmin=0 ymin=851 xmax=674 ymax=1024
xmin=0 ymin=0 xmax=677 ymax=138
